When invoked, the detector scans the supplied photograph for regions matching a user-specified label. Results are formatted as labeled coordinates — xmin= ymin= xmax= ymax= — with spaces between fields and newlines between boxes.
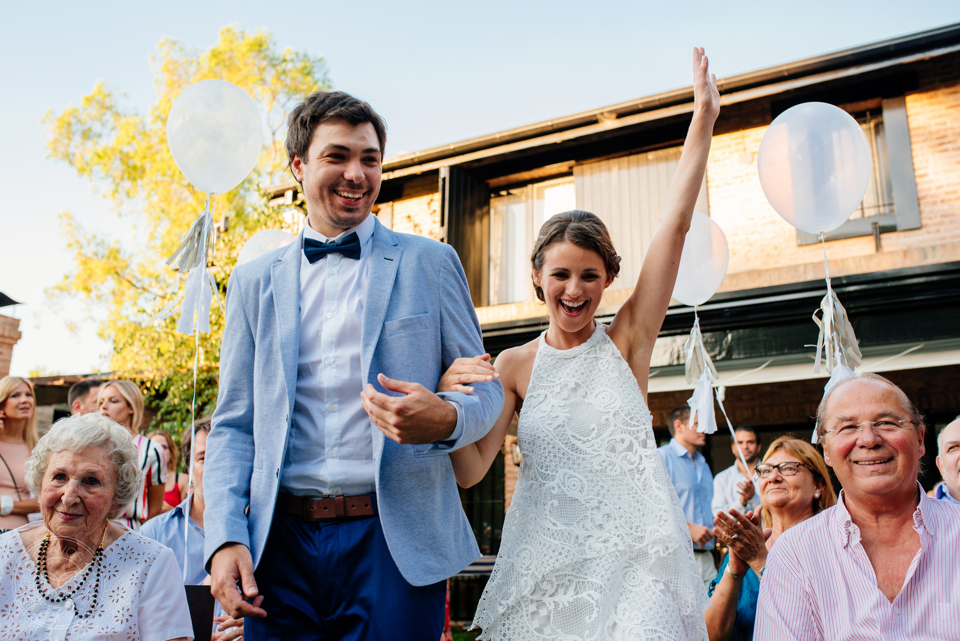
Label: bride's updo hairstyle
xmin=530 ymin=210 xmax=621 ymax=302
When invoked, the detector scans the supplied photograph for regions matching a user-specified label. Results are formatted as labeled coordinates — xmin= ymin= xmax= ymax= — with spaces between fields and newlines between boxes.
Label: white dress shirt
xmin=712 ymin=462 xmax=761 ymax=515
xmin=280 ymin=214 xmax=377 ymax=497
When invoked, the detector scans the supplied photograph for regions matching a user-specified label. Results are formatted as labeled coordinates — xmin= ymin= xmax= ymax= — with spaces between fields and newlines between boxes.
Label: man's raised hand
xmin=361 ymin=373 xmax=459 ymax=444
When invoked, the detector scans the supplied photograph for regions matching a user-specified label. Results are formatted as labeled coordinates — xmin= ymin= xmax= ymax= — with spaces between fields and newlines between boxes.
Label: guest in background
xmin=756 ymin=373 xmax=960 ymax=639
xmin=68 ymin=378 xmax=101 ymax=416
xmin=148 ymin=429 xmax=189 ymax=512
xmin=659 ymin=404 xmax=717 ymax=585
xmin=704 ymin=436 xmax=837 ymax=641
xmin=142 ymin=418 xmax=243 ymax=640
xmin=0 ymin=412 xmax=192 ymax=640
xmin=935 ymin=415 xmax=960 ymax=505
xmin=98 ymin=379 xmax=166 ymax=529
xmin=0 ymin=376 xmax=40 ymax=532
xmin=712 ymin=426 xmax=761 ymax=515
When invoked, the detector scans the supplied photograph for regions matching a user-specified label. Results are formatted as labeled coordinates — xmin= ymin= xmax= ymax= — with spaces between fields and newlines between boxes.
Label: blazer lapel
xmin=271 ymin=233 xmax=303 ymax=415
xmin=361 ymin=219 xmax=402 ymax=387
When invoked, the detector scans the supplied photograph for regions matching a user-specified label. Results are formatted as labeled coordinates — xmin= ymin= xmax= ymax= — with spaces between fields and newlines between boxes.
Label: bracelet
xmin=728 ymin=570 xmax=742 ymax=580
xmin=0 ymin=495 xmax=13 ymax=517
xmin=758 ymin=566 xmax=766 ymax=580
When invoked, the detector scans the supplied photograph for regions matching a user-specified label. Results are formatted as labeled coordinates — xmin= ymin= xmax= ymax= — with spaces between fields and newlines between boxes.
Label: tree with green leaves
xmin=45 ymin=26 xmax=326 ymax=435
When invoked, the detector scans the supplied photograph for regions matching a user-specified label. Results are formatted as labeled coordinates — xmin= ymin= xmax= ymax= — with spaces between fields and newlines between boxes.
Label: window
xmin=796 ymin=96 xmax=920 ymax=245
xmin=574 ymin=147 xmax=709 ymax=286
xmin=489 ymin=178 xmax=576 ymax=305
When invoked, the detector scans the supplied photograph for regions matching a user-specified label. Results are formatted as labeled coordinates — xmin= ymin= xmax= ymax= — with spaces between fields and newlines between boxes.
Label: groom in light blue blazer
xmin=204 ymin=91 xmax=503 ymax=640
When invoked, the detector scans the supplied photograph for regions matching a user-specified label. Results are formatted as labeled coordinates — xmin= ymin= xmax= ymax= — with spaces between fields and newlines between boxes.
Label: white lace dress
xmin=0 ymin=522 xmax=194 ymax=641
xmin=473 ymin=324 xmax=709 ymax=640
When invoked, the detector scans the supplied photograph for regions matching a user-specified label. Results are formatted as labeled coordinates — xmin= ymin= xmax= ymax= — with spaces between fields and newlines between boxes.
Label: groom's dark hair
xmin=286 ymin=91 xmax=388 ymax=184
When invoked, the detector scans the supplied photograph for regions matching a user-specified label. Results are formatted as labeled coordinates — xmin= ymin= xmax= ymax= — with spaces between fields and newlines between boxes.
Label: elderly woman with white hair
xmin=0 ymin=413 xmax=193 ymax=641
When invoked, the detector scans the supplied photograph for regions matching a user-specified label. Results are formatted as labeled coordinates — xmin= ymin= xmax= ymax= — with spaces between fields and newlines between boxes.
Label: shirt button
xmin=64 ymin=599 xmax=73 ymax=609
xmin=325 ymin=357 xmax=334 ymax=365
xmin=328 ymin=449 xmax=336 ymax=457
xmin=329 ymin=268 xmax=337 ymax=275
xmin=326 ymin=312 xmax=334 ymax=319
xmin=327 ymin=403 xmax=337 ymax=412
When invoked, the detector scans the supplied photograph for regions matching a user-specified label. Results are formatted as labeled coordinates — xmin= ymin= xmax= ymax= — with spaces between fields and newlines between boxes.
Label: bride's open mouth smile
xmin=559 ymin=299 xmax=588 ymax=317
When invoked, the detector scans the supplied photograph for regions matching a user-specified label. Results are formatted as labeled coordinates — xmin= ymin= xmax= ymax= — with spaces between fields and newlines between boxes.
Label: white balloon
xmin=758 ymin=102 xmax=872 ymax=235
xmin=167 ymin=80 xmax=262 ymax=194
xmin=673 ymin=212 xmax=729 ymax=307
xmin=237 ymin=230 xmax=296 ymax=266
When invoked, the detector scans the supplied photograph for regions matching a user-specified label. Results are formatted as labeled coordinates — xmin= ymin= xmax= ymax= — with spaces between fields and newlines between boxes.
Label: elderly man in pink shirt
xmin=756 ymin=372 xmax=960 ymax=640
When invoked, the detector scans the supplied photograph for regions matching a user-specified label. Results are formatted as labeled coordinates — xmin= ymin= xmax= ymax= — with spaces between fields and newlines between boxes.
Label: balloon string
xmin=182 ymin=193 xmax=217 ymax=582
xmin=697 ymin=304 xmax=757 ymax=496
xmin=819 ymin=231 xmax=846 ymax=370
xmin=715 ymin=390 xmax=758 ymax=495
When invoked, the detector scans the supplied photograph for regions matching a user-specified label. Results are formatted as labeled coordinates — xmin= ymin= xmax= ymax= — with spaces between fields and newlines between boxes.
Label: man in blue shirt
xmin=141 ymin=419 xmax=241 ymax=640
xmin=936 ymin=416 xmax=960 ymax=505
xmin=658 ymin=405 xmax=717 ymax=586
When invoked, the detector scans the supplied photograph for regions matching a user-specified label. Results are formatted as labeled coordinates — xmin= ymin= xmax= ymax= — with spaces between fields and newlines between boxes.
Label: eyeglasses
xmin=822 ymin=419 xmax=915 ymax=442
xmin=754 ymin=462 xmax=816 ymax=479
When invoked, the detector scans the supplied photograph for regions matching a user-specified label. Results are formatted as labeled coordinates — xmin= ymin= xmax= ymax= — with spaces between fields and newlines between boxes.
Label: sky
xmin=2 ymin=0 xmax=959 ymax=376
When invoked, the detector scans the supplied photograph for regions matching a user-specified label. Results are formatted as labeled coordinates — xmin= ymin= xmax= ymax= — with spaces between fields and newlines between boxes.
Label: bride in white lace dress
xmin=442 ymin=49 xmax=720 ymax=640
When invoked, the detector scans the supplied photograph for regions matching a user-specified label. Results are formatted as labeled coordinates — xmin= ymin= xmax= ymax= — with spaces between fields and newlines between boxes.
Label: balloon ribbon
xmin=156 ymin=195 xmax=224 ymax=334
xmin=810 ymin=233 xmax=861 ymax=443
xmin=684 ymin=309 xmax=757 ymax=492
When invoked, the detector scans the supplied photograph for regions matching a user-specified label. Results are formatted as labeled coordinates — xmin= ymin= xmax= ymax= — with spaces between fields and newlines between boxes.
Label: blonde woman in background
xmin=0 ymin=376 xmax=40 ymax=532
xmin=98 ymin=379 xmax=167 ymax=529
xmin=148 ymin=429 xmax=189 ymax=512
xmin=704 ymin=436 xmax=837 ymax=641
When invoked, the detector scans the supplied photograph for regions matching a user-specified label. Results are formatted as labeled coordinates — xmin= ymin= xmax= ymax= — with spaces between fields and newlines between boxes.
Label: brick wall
xmin=0 ymin=315 xmax=21 ymax=378
xmin=390 ymin=193 xmax=442 ymax=241
xmin=705 ymin=77 xmax=960 ymax=292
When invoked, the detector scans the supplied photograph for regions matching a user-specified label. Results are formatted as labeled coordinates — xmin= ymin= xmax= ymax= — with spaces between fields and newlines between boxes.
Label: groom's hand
xmin=361 ymin=373 xmax=459 ymax=444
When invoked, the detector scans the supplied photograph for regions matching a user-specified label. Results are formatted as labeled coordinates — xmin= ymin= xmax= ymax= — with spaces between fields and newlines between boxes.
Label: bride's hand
xmin=692 ymin=47 xmax=720 ymax=123
xmin=437 ymin=354 xmax=499 ymax=394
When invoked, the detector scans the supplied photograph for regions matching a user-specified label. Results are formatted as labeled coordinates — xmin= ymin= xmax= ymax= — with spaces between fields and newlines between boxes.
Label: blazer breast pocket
xmin=383 ymin=312 xmax=433 ymax=337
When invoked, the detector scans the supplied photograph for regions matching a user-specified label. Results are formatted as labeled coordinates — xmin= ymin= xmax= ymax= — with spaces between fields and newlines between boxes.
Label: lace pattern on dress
xmin=473 ymin=324 xmax=709 ymax=640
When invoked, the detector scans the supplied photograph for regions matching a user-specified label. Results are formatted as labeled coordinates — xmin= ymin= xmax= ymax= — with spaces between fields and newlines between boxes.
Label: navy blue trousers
xmin=245 ymin=510 xmax=445 ymax=641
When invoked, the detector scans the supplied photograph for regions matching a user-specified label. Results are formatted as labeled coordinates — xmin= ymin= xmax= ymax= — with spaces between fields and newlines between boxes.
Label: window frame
xmin=796 ymin=96 xmax=920 ymax=245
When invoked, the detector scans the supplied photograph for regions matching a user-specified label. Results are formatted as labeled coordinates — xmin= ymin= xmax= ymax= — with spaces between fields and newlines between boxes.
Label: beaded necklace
xmin=34 ymin=524 xmax=107 ymax=618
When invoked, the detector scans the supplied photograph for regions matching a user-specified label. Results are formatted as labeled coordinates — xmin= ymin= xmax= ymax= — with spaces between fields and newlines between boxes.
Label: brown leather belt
xmin=280 ymin=492 xmax=377 ymax=522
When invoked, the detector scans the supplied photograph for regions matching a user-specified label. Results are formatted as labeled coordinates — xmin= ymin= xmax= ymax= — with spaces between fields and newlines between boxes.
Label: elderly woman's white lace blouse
xmin=0 ymin=523 xmax=194 ymax=641
xmin=473 ymin=324 xmax=709 ymax=640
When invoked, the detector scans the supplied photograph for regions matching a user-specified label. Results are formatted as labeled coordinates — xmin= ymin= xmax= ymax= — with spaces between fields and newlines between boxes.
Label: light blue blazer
xmin=203 ymin=218 xmax=504 ymax=586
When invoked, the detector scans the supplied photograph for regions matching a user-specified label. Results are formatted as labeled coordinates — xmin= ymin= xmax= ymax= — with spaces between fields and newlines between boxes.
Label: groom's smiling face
xmin=292 ymin=117 xmax=383 ymax=237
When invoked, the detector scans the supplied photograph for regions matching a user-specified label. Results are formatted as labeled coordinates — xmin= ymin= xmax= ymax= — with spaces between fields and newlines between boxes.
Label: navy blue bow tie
xmin=303 ymin=232 xmax=361 ymax=263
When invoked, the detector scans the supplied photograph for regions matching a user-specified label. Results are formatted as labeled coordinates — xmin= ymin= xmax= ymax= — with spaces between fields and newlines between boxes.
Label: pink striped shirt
xmin=756 ymin=484 xmax=960 ymax=640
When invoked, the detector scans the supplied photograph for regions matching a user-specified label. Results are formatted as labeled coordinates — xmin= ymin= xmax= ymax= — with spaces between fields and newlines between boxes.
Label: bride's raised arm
xmin=608 ymin=47 xmax=720 ymax=389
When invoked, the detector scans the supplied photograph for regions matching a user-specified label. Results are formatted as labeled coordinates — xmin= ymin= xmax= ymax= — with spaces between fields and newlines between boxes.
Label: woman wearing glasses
xmin=703 ymin=436 xmax=837 ymax=641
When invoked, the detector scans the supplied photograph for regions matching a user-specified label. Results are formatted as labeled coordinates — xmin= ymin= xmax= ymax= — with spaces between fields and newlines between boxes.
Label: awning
xmin=647 ymin=339 xmax=960 ymax=394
